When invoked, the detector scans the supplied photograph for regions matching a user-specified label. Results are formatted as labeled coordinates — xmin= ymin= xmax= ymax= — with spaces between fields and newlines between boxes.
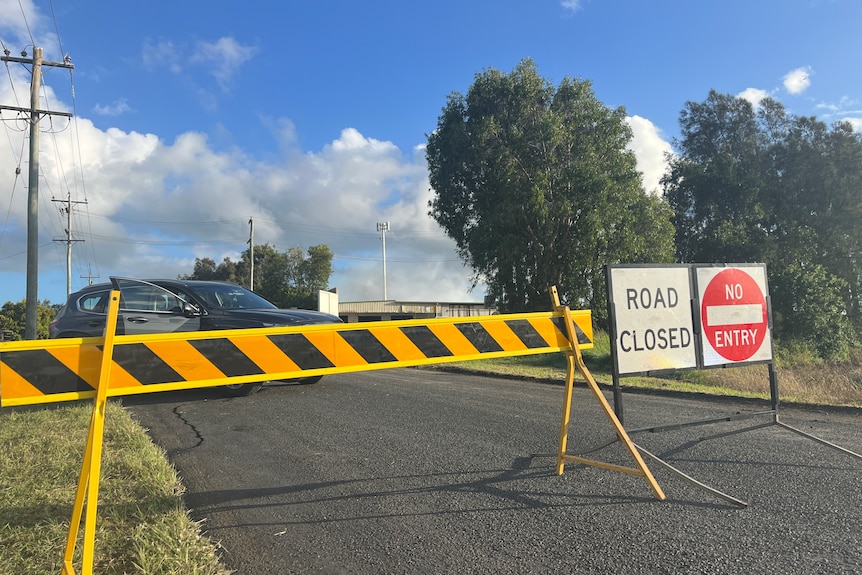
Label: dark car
xmin=49 ymin=278 xmax=342 ymax=394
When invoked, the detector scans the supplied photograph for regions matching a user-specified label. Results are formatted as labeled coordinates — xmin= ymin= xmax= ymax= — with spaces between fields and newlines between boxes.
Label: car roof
xmin=69 ymin=279 xmax=243 ymax=296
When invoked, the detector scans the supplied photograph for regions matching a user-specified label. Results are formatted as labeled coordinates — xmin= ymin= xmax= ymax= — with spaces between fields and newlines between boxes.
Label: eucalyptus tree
xmin=663 ymin=91 xmax=862 ymax=357
xmin=183 ymin=243 xmax=334 ymax=309
xmin=427 ymin=59 xmax=674 ymax=317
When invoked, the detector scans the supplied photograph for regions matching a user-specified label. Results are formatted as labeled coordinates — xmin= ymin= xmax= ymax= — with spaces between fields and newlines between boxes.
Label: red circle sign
xmin=701 ymin=269 xmax=768 ymax=362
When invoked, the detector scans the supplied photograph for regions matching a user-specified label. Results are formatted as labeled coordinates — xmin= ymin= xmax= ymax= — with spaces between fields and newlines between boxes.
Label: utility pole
xmin=53 ymin=195 xmax=87 ymax=297
xmin=80 ymin=264 xmax=99 ymax=286
xmin=376 ymin=221 xmax=390 ymax=300
xmin=0 ymin=47 xmax=74 ymax=339
xmin=248 ymin=217 xmax=254 ymax=290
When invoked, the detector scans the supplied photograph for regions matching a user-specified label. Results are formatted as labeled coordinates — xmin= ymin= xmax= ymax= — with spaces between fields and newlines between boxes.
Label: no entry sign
xmin=696 ymin=266 xmax=772 ymax=366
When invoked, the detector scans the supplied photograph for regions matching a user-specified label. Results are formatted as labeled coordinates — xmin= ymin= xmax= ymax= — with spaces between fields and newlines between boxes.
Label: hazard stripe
xmin=338 ymin=330 xmax=398 ymax=364
xmin=455 ymin=323 xmax=504 ymax=353
xmin=506 ymin=319 xmax=548 ymax=348
xmin=112 ymin=344 xmax=184 ymax=385
xmin=1 ymin=310 xmax=593 ymax=406
xmin=400 ymin=326 xmax=453 ymax=358
xmin=267 ymin=334 xmax=336 ymax=371
xmin=552 ymin=316 xmax=591 ymax=346
xmin=1 ymin=348 xmax=94 ymax=395
xmin=189 ymin=338 xmax=265 ymax=378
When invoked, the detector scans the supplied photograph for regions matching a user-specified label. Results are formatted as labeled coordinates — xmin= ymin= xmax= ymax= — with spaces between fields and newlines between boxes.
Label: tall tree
xmin=427 ymin=59 xmax=674 ymax=316
xmin=662 ymin=91 xmax=766 ymax=263
xmin=182 ymin=243 xmax=334 ymax=309
xmin=0 ymin=300 xmax=56 ymax=340
xmin=663 ymin=91 xmax=862 ymax=358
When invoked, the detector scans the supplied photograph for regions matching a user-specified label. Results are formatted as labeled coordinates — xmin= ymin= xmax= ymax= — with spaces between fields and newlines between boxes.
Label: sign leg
xmin=556 ymin=354 xmax=576 ymax=475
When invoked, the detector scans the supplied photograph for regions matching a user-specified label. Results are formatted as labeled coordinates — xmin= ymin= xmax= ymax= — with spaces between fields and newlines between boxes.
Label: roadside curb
xmin=419 ymin=364 xmax=862 ymax=416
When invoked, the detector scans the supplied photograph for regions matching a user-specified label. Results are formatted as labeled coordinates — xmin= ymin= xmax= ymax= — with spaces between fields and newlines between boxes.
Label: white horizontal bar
xmin=706 ymin=304 xmax=763 ymax=326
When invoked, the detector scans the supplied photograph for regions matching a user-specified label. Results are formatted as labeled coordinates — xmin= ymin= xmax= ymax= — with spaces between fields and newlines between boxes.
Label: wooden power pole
xmin=0 ymin=47 xmax=74 ymax=338
xmin=53 ymin=195 xmax=87 ymax=297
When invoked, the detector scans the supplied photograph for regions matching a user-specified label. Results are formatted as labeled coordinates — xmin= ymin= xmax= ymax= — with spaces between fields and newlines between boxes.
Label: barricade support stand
xmin=549 ymin=287 xmax=666 ymax=501
xmin=61 ymin=288 xmax=121 ymax=575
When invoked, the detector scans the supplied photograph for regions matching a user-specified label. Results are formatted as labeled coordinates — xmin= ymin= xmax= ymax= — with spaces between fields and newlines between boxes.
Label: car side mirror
xmin=180 ymin=302 xmax=202 ymax=317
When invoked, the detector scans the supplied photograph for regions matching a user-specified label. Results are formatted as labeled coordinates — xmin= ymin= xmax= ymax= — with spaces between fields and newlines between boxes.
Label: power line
xmin=16 ymin=0 xmax=36 ymax=47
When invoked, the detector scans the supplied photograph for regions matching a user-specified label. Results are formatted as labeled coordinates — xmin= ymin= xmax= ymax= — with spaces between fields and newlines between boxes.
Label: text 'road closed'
xmin=608 ymin=266 xmax=699 ymax=375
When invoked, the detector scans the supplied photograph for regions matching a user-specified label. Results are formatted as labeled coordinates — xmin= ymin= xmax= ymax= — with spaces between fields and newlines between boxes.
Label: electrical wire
xmin=16 ymin=0 xmax=35 ymax=47
xmin=0 ymin=38 xmax=23 ymax=110
xmin=0 ymin=137 xmax=26 ymax=255
xmin=48 ymin=0 xmax=65 ymax=59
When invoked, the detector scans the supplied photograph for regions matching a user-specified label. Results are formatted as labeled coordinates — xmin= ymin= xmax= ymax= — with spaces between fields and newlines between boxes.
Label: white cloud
xmin=783 ymin=67 xmax=812 ymax=95
xmin=141 ymin=36 xmax=256 ymax=91
xmin=141 ymin=39 xmax=182 ymax=74
xmin=626 ymin=115 xmax=673 ymax=195
xmin=0 ymin=0 xmax=41 ymax=46
xmin=0 ymin=53 xmax=671 ymax=306
xmin=738 ymin=87 xmax=770 ymax=109
xmin=0 ymin=69 xmax=478 ymax=304
xmin=93 ymin=98 xmax=133 ymax=116
xmin=191 ymin=37 xmax=257 ymax=90
xmin=561 ymin=0 xmax=584 ymax=14
xmin=814 ymin=96 xmax=862 ymax=132
xmin=841 ymin=117 xmax=862 ymax=132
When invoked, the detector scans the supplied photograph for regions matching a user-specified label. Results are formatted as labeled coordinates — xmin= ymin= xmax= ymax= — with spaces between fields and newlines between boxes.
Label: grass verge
xmin=429 ymin=331 xmax=862 ymax=408
xmin=0 ymin=400 xmax=231 ymax=575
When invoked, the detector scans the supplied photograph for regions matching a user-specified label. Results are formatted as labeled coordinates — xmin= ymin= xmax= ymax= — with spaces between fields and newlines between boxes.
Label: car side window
xmin=78 ymin=291 xmax=110 ymax=314
xmin=171 ymin=288 xmax=195 ymax=304
xmin=120 ymin=285 xmax=176 ymax=312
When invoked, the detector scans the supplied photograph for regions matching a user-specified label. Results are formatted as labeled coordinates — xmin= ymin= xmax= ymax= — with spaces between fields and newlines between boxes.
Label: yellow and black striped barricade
xmin=1 ymin=310 xmax=593 ymax=406
xmin=0 ymin=287 xmax=663 ymax=575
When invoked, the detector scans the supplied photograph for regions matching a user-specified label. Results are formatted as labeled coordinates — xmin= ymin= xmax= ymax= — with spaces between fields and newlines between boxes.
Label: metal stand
xmin=547 ymin=287 xmax=666 ymax=501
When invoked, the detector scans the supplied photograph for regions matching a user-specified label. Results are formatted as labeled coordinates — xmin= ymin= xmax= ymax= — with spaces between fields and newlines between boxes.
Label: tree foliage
xmin=0 ymin=300 xmax=56 ymax=340
xmin=182 ymin=243 xmax=334 ymax=309
xmin=663 ymin=90 xmax=862 ymax=358
xmin=426 ymin=59 xmax=675 ymax=318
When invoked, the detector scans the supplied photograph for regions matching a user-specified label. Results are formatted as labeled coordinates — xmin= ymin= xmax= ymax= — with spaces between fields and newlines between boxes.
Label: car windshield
xmin=188 ymin=284 xmax=278 ymax=310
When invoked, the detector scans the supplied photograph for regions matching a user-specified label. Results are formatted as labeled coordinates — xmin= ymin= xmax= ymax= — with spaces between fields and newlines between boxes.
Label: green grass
xmin=431 ymin=331 xmax=862 ymax=407
xmin=0 ymin=401 xmax=231 ymax=575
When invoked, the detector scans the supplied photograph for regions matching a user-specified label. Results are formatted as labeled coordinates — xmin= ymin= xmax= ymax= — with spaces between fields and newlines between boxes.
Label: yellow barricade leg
xmin=549 ymin=287 xmax=665 ymax=501
xmin=62 ymin=289 xmax=121 ymax=575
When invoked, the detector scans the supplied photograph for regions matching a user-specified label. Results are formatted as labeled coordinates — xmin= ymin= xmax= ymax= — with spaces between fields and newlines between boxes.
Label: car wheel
xmin=222 ymin=382 xmax=262 ymax=397
xmin=299 ymin=376 xmax=323 ymax=385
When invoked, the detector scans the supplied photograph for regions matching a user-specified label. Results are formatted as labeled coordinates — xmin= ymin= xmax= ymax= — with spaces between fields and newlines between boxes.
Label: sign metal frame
xmin=604 ymin=262 xmax=859 ymax=509
xmin=607 ymin=263 xmax=777 ymax=422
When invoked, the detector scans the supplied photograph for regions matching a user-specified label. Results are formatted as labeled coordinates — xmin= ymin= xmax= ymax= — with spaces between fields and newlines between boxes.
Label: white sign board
xmin=317 ymin=290 xmax=339 ymax=316
xmin=696 ymin=265 xmax=772 ymax=366
xmin=609 ymin=266 xmax=697 ymax=375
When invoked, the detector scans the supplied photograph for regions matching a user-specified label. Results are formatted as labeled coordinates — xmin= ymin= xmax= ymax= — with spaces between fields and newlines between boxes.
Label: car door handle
xmin=126 ymin=317 xmax=150 ymax=324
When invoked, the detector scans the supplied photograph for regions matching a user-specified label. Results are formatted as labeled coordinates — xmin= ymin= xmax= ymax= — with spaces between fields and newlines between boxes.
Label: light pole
xmin=376 ymin=222 xmax=390 ymax=300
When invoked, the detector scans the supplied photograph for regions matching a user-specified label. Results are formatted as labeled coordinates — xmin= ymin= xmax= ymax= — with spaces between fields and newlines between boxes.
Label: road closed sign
xmin=696 ymin=265 xmax=772 ymax=366
xmin=608 ymin=265 xmax=697 ymax=375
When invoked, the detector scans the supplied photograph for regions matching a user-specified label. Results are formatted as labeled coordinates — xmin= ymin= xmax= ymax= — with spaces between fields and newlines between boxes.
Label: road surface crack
xmin=173 ymin=405 xmax=204 ymax=449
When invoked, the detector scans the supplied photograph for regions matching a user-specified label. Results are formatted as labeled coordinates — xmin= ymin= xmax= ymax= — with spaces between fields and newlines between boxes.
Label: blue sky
xmin=0 ymin=0 xmax=860 ymax=308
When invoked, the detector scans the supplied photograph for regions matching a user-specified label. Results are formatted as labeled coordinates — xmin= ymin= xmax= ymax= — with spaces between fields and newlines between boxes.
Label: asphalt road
xmin=124 ymin=369 xmax=862 ymax=575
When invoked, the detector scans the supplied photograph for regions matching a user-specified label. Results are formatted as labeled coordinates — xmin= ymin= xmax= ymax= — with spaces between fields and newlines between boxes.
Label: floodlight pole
xmin=248 ymin=217 xmax=254 ymax=290
xmin=377 ymin=222 xmax=390 ymax=300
